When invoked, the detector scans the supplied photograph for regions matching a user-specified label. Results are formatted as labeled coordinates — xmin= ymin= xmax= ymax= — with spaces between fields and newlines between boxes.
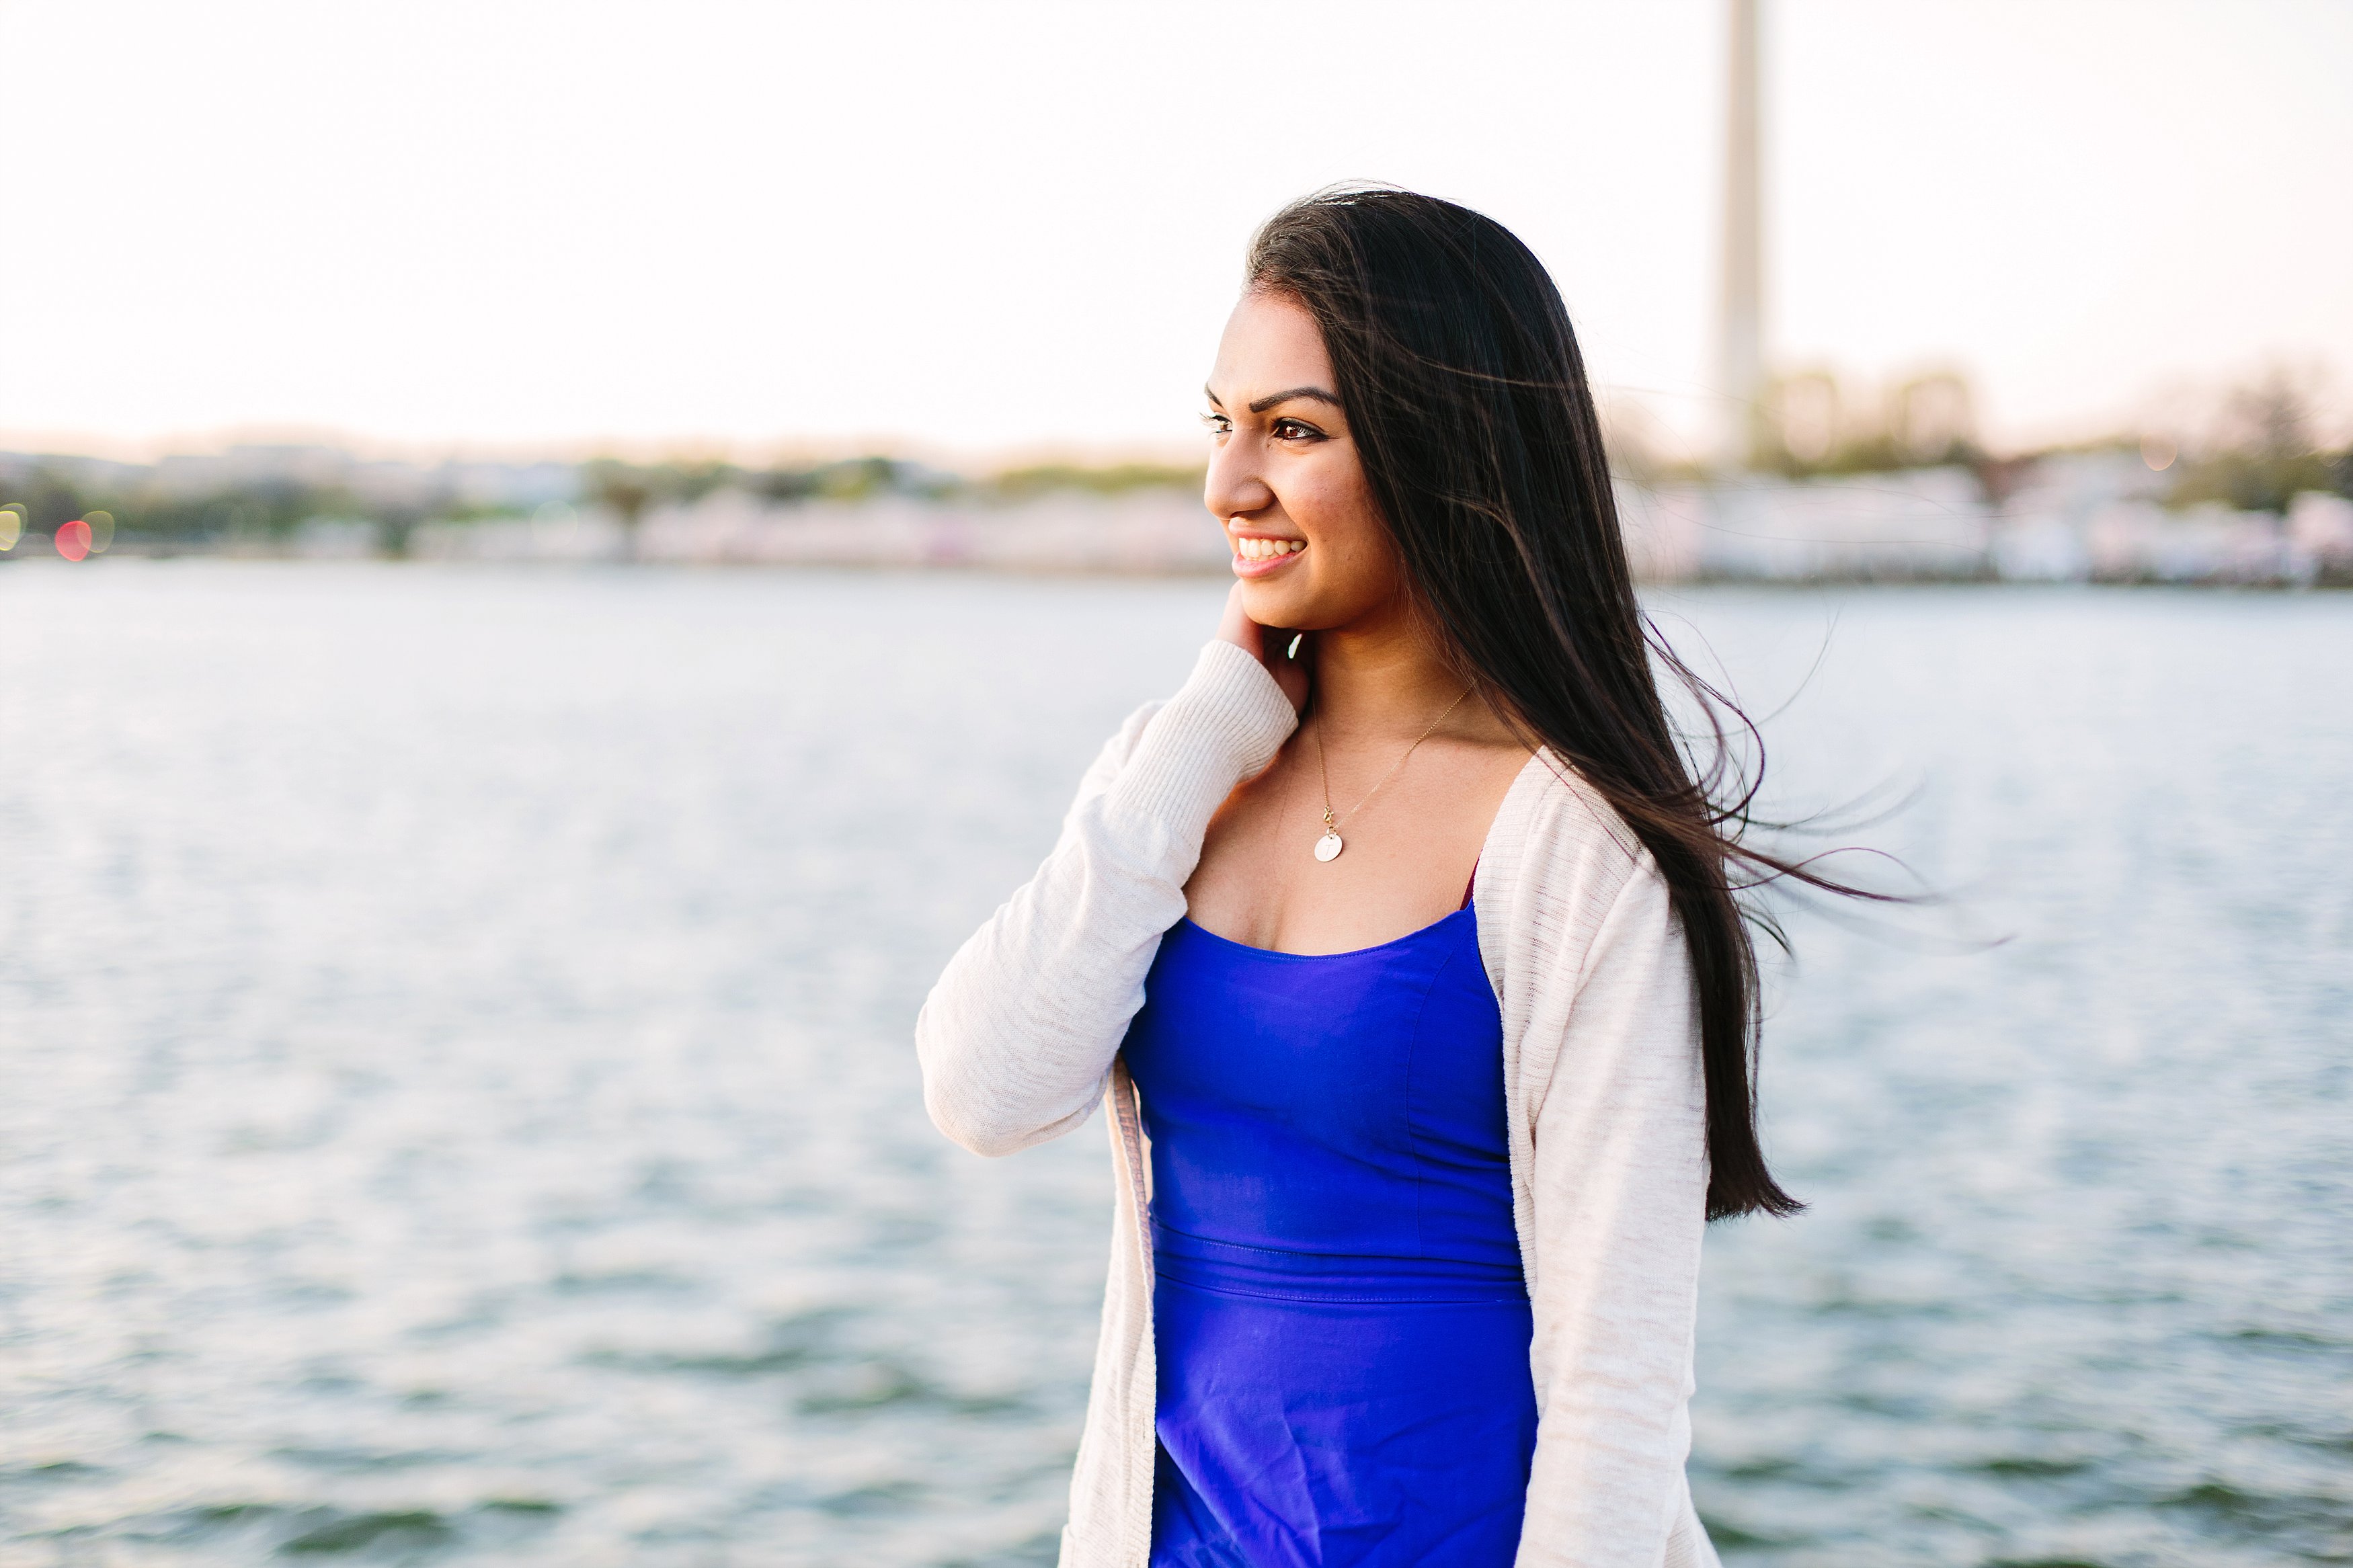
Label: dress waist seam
xmin=1155 ymin=1268 xmax=1531 ymax=1306
xmin=1152 ymin=1220 xmax=1432 ymax=1264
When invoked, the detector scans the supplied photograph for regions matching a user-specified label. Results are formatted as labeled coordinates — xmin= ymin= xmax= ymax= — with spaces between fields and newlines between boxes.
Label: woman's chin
xmin=1238 ymin=581 xmax=1312 ymax=629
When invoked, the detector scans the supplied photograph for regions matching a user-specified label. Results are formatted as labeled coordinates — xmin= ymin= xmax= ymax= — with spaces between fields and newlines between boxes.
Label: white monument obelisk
xmin=1717 ymin=0 xmax=1764 ymax=470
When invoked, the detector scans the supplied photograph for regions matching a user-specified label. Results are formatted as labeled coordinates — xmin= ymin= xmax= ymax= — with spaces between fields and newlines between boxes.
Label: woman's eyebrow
xmin=1247 ymin=386 xmax=1342 ymax=414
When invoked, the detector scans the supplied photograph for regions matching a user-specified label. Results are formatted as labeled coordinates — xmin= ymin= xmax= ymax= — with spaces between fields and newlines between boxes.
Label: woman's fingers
xmin=1218 ymin=584 xmax=1310 ymax=714
xmin=1214 ymin=581 xmax=1263 ymax=659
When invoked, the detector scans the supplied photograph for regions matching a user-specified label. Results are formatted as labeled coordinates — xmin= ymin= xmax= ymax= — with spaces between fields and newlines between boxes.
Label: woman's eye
xmin=1271 ymin=419 xmax=1322 ymax=442
xmin=1200 ymin=413 xmax=1232 ymax=435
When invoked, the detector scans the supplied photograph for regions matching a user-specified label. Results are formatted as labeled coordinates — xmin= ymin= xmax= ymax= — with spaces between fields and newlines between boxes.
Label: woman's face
xmin=1204 ymin=289 xmax=1405 ymax=632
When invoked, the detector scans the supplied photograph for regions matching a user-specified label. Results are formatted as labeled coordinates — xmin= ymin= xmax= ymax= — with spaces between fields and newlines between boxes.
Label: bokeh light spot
xmin=56 ymin=519 xmax=93 ymax=561
xmin=2141 ymin=434 xmax=2178 ymax=472
xmin=0 ymin=503 xmax=24 ymax=551
xmin=85 ymin=509 xmax=117 ymax=553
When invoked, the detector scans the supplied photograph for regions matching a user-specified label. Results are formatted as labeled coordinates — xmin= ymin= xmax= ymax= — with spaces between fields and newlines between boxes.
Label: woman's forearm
xmin=916 ymin=639 xmax=1297 ymax=1156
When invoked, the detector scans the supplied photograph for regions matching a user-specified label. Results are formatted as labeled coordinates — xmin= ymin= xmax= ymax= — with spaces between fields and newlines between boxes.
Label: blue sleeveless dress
xmin=1120 ymin=905 xmax=1537 ymax=1568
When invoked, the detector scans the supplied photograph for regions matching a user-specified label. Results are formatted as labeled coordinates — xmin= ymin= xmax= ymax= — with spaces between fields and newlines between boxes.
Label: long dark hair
xmin=1252 ymin=187 xmax=1864 ymax=1221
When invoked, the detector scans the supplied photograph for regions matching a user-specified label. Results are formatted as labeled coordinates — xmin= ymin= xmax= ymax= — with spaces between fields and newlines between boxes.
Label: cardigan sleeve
xmin=1515 ymin=858 xmax=1712 ymax=1567
xmin=915 ymin=639 xmax=1298 ymax=1157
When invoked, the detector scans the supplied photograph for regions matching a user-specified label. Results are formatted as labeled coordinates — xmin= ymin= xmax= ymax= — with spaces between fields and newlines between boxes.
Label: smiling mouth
xmin=1234 ymin=537 xmax=1305 ymax=561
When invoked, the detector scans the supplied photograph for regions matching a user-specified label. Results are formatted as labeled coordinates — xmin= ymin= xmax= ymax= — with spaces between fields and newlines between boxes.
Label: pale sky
xmin=3 ymin=0 xmax=2348 ymax=462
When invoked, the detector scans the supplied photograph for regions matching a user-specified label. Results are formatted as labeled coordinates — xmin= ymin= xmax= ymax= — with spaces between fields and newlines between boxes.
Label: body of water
xmin=1 ymin=563 xmax=2346 ymax=1565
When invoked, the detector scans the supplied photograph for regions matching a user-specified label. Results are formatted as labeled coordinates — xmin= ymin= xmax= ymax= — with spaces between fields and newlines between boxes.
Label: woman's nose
xmin=1204 ymin=438 xmax=1275 ymax=522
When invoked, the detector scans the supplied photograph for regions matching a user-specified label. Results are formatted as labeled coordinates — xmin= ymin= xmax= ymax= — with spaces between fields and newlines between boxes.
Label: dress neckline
xmin=1176 ymin=904 xmax=1474 ymax=962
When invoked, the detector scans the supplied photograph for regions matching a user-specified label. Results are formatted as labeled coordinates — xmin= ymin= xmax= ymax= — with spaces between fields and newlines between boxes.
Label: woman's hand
xmin=1215 ymin=581 xmax=1311 ymax=714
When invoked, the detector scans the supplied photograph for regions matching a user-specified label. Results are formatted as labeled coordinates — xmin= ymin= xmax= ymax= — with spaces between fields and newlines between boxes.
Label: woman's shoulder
xmin=1476 ymin=751 xmax=1661 ymax=976
xmin=1490 ymin=750 xmax=1648 ymax=876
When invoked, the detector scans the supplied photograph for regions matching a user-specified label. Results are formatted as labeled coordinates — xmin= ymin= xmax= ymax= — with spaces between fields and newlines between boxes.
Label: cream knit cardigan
xmin=916 ymin=640 xmax=1720 ymax=1568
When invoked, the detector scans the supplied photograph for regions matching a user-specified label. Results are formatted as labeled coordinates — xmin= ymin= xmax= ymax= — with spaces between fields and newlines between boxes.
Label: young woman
xmin=918 ymin=189 xmax=1802 ymax=1568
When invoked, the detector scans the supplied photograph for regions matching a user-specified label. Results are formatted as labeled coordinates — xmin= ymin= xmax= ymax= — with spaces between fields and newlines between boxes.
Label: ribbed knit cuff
xmin=1105 ymin=638 xmax=1298 ymax=839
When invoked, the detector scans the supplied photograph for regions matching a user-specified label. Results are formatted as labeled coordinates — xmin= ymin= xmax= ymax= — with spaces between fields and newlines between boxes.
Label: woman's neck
xmin=1311 ymin=598 xmax=1507 ymax=747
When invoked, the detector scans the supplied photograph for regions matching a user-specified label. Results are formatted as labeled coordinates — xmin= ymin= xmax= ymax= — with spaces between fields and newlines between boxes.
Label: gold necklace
xmin=1310 ymin=687 xmax=1471 ymax=862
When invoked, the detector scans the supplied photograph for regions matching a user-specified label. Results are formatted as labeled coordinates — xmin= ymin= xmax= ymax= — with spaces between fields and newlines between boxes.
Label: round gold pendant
xmin=1314 ymin=831 xmax=1344 ymax=862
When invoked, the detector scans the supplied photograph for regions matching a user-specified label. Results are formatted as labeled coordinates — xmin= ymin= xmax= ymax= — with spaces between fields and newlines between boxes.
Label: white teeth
xmin=1235 ymin=537 xmax=1304 ymax=561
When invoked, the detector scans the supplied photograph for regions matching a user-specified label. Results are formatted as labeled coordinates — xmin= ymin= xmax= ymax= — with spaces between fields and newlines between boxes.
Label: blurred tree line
xmin=0 ymin=452 xmax=1209 ymax=555
xmin=576 ymin=456 xmax=1205 ymax=520
xmin=1666 ymin=364 xmax=2351 ymax=516
xmin=2162 ymin=368 xmax=2350 ymax=515
xmin=0 ymin=463 xmax=529 ymax=552
xmin=577 ymin=455 xmax=966 ymax=526
xmin=1749 ymin=368 xmax=1988 ymax=479
xmin=0 ymin=464 xmax=352 ymax=541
